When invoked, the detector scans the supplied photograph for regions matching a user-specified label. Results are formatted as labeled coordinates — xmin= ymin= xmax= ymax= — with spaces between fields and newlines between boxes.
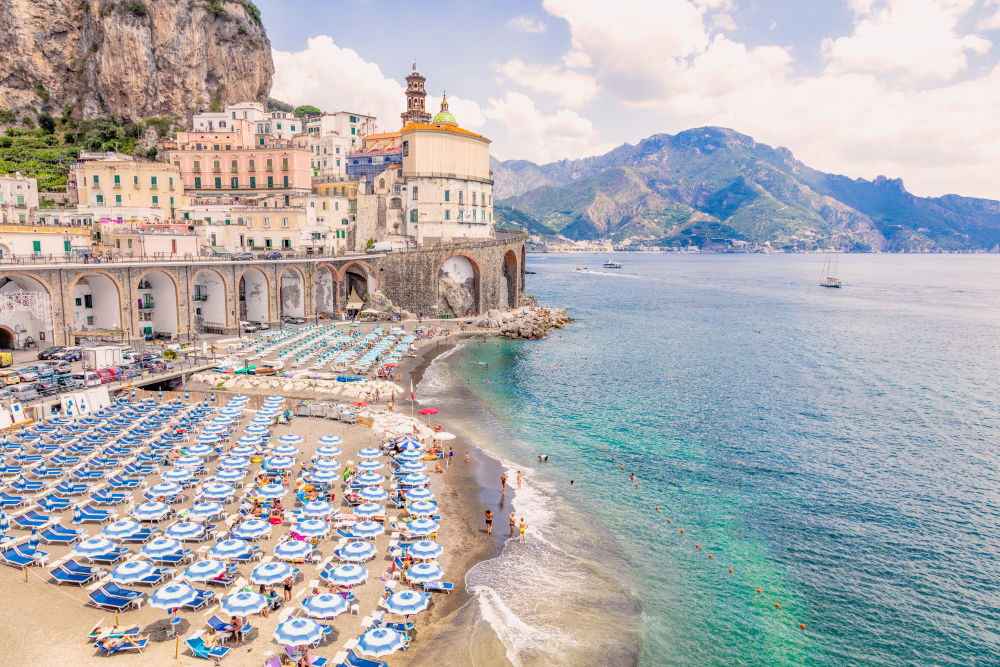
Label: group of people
xmin=484 ymin=509 xmax=528 ymax=543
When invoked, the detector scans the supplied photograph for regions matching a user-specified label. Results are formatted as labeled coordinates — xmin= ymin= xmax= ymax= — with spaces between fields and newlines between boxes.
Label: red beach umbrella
xmin=354 ymin=401 xmax=368 ymax=407
xmin=418 ymin=408 xmax=438 ymax=415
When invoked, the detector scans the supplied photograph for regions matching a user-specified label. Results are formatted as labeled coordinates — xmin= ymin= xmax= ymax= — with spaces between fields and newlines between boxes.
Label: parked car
xmin=37 ymin=346 xmax=66 ymax=360
xmin=16 ymin=369 xmax=39 ymax=382
xmin=0 ymin=371 xmax=20 ymax=386
xmin=251 ymin=321 xmax=269 ymax=330
xmin=241 ymin=322 xmax=259 ymax=333
xmin=9 ymin=384 xmax=40 ymax=402
xmin=121 ymin=350 xmax=139 ymax=363
xmin=264 ymin=251 xmax=283 ymax=260
xmin=59 ymin=347 xmax=82 ymax=362
xmin=33 ymin=380 xmax=60 ymax=397
xmin=281 ymin=316 xmax=306 ymax=325
xmin=56 ymin=374 xmax=84 ymax=391
xmin=116 ymin=364 xmax=141 ymax=379
xmin=78 ymin=371 xmax=102 ymax=387
xmin=137 ymin=352 xmax=164 ymax=363
xmin=42 ymin=360 xmax=71 ymax=374
xmin=0 ymin=387 xmax=14 ymax=401
xmin=0 ymin=352 xmax=10 ymax=367
xmin=232 ymin=252 xmax=253 ymax=261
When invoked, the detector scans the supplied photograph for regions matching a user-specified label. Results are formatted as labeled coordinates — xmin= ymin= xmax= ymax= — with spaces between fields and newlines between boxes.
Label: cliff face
xmin=0 ymin=0 xmax=273 ymax=119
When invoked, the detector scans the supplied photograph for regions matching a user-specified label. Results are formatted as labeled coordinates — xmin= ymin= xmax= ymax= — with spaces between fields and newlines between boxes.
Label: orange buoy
xmin=611 ymin=457 xmax=615 ymax=461
xmin=621 ymin=466 xmax=625 ymax=471
xmin=708 ymin=554 xmax=713 ymax=559
xmin=728 ymin=568 xmax=733 ymax=573
xmin=800 ymin=624 xmax=805 ymax=630
xmin=655 ymin=506 xmax=659 ymax=511
xmin=680 ymin=529 xmax=684 ymax=533
xmin=695 ymin=544 xmax=700 ymax=549
xmin=667 ymin=519 xmax=671 ymax=523
xmin=635 ymin=483 xmax=638 ymax=487
xmin=756 ymin=589 xmax=761 ymax=594
xmin=775 ymin=602 xmax=780 ymax=608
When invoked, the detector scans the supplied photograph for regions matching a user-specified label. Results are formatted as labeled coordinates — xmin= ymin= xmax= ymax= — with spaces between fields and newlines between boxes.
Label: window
xmin=248 ymin=238 xmax=255 ymax=247
xmin=283 ymin=176 xmax=289 ymax=187
xmin=169 ymin=176 xmax=174 ymax=188
xmin=282 ymin=157 xmax=288 ymax=171
xmin=249 ymin=159 xmax=256 ymax=171
xmin=213 ymin=160 xmax=221 ymax=173
xmin=263 ymin=217 xmax=270 ymax=227
xmin=266 ymin=159 xmax=273 ymax=171
xmin=264 ymin=238 xmax=273 ymax=248
xmin=276 ymin=123 xmax=281 ymax=130
xmin=231 ymin=177 xmax=238 ymax=188
xmin=194 ymin=177 xmax=201 ymax=188
xmin=445 ymin=209 xmax=451 ymax=220
xmin=231 ymin=159 xmax=238 ymax=172
xmin=151 ymin=195 xmax=158 ymax=205
xmin=458 ymin=210 xmax=464 ymax=221
xmin=290 ymin=125 xmax=295 ymax=131
xmin=402 ymin=141 xmax=409 ymax=157
xmin=92 ymin=175 xmax=99 ymax=186
xmin=267 ymin=176 xmax=274 ymax=188
xmin=412 ymin=186 xmax=418 ymax=201
xmin=473 ymin=192 xmax=477 ymax=205
xmin=133 ymin=175 xmax=138 ymax=186
xmin=249 ymin=176 xmax=256 ymax=188
xmin=214 ymin=177 xmax=222 ymax=189
xmin=193 ymin=160 xmax=201 ymax=173
xmin=473 ymin=210 xmax=477 ymax=220
xmin=282 ymin=217 xmax=289 ymax=228
xmin=113 ymin=174 xmax=120 ymax=187
xmin=410 ymin=209 xmax=418 ymax=223
xmin=75 ymin=297 xmax=82 ymax=306
xmin=349 ymin=115 xmax=357 ymax=123
xmin=32 ymin=240 xmax=41 ymax=253
xmin=151 ymin=175 xmax=157 ymax=187
xmin=444 ymin=190 xmax=450 ymax=202
xmin=282 ymin=238 xmax=291 ymax=248
xmin=351 ymin=127 xmax=356 ymax=135
xmin=336 ymin=147 xmax=340 ymax=154
xmin=458 ymin=191 xmax=464 ymax=204
xmin=84 ymin=294 xmax=93 ymax=308
xmin=115 ymin=194 xmax=122 ymax=205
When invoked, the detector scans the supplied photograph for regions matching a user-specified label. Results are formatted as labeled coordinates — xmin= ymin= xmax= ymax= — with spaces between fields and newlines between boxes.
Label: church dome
xmin=432 ymin=95 xmax=457 ymax=126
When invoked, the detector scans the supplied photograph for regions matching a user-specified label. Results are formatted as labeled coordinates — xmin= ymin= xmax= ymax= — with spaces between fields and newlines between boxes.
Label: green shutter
xmin=32 ymin=241 xmax=41 ymax=252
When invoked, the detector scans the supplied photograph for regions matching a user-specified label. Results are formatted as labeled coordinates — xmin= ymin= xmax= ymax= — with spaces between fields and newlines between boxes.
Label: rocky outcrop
xmin=437 ymin=276 xmax=474 ymax=317
xmin=471 ymin=306 xmax=572 ymax=339
xmin=0 ymin=0 xmax=273 ymax=119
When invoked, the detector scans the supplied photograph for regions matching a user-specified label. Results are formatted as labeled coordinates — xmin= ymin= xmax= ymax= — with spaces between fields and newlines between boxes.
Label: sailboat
xmin=820 ymin=255 xmax=842 ymax=288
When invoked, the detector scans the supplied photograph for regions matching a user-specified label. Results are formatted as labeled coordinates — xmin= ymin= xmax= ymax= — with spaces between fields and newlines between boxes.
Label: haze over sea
xmin=420 ymin=252 xmax=1000 ymax=666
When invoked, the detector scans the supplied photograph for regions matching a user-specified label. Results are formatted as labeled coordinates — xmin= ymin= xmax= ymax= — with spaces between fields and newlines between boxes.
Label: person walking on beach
xmin=283 ymin=577 xmax=293 ymax=603
xmin=501 ymin=473 xmax=507 ymax=495
xmin=509 ymin=511 xmax=516 ymax=538
xmin=519 ymin=517 xmax=527 ymax=543
xmin=448 ymin=447 xmax=454 ymax=466
xmin=484 ymin=509 xmax=494 ymax=535
xmin=465 ymin=451 xmax=470 ymax=463
xmin=517 ymin=470 xmax=522 ymax=489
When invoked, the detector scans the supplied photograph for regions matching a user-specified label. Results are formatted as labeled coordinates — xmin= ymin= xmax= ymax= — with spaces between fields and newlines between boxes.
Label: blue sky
xmin=258 ymin=0 xmax=1000 ymax=198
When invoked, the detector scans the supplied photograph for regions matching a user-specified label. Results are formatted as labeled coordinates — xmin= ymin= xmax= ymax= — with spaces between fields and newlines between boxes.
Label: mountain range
xmin=492 ymin=127 xmax=1000 ymax=252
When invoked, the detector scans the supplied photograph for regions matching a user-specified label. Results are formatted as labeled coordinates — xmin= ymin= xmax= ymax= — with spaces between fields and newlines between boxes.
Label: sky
xmin=258 ymin=0 xmax=1000 ymax=199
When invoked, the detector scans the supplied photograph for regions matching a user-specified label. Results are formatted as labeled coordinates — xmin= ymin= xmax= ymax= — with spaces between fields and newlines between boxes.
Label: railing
xmin=191 ymin=294 xmax=208 ymax=302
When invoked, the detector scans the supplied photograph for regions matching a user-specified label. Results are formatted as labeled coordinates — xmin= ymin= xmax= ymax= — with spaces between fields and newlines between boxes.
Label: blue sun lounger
xmin=39 ymin=524 xmax=85 ymax=545
xmin=13 ymin=510 xmax=51 ymax=529
xmin=186 ymin=634 xmax=231 ymax=663
xmin=0 ymin=493 xmax=25 ymax=509
xmin=94 ymin=637 xmax=149 ymax=657
xmin=53 ymin=481 xmax=89 ymax=496
xmin=88 ymin=589 xmax=141 ymax=611
xmin=119 ymin=527 xmax=157 ymax=543
xmin=87 ymin=547 xmax=131 ymax=565
xmin=102 ymin=582 xmax=144 ymax=601
xmin=50 ymin=559 xmax=103 ymax=585
xmin=10 ymin=478 xmax=43 ymax=492
xmin=76 ymin=505 xmax=113 ymax=523
xmin=0 ymin=545 xmax=48 ymax=567
xmin=420 ymin=581 xmax=454 ymax=594
xmin=91 ymin=489 xmax=129 ymax=506
xmin=147 ymin=548 xmax=193 ymax=565
xmin=37 ymin=494 xmax=72 ymax=512
xmin=335 ymin=649 xmax=387 ymax=667
xmin=106 ymin=475 xmax=140 ymax=489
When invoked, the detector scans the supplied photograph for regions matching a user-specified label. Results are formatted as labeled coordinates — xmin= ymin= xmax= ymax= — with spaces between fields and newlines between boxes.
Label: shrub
xmin=123 ymin=1 xmax=147 ymax=17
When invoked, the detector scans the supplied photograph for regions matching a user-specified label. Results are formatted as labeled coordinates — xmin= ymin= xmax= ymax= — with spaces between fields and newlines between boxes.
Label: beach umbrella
xmin=357 ymin=472 xmax=384 ymax=486
xmin=173 ymin=455 xmax=204 ymax=469
xmin=407 ymin=540 xmax=444 ymax=561
xmin=148 ymin=482 xmax=183 ymax=497
xmin=142 ymin=538 xmax=183 ymax=558
xmin=187 ymin=443 xmax=216 ymax=456
xmin=188 ymin=502 xmax=224 ymax=520
xmin=337 ymin=541 xmax=376 ymax=562
xmin=299 ymin=501 xmax=335 ymax=518
xmin=357 ymin=447 xmax=381 ymax=459
xmin=405 ymin=518 xmax=440 ymax=536
xmin=74 ymin=537 xmax=117 ymax=557
xmin=273 ymin=617 xmax=325 ymax=647
xmin=218 ymin=456 xmax=250 ymax=469
xmin=103 ymin=520 xmax=142 ymax=540
xmin=199 ymin=483 xmax=235 ymax=500
xmin=322 ymin=563 xmax=367 ymax=587
xmin=396 ymin=448 xmax=424 ymax=460
xmin=272 ymin=445 xmax=299 ymax=456
xmin=384 ymin=589 xmax=429 ymax=616
xmin=405 ymin=486 xmax=434 ymax=501
xmin=157 ymin=388 xmax=163 ymax=401
xmin=315 ymin=446 xmax=342 ymax=459
xmin=245 ymin=424 xmax=268 ymax=434
xmin=132 ymin=502 xmax=171 ymax=521
xmin=110 ymin=560 xmax=156 ymax=583
xmin=396 ymin=461 xmax=426 ymax=473
xmin=220 ymin=591 xmax=266 ymax=616
xmin=149 ymin=582 xmax=198 ymax=611
xmin=294 ymin=519 xmax=330 ymax=538
xmin=162 ymin=469 xmax=195 ymax=484
xmin=264 ymin=456 xmax=295 ymax=470
xmin=250 ymin=561 xmax=294 ymax=585
xmin=404 ymin=562 xmax=445 ymax=584
xmin=256 ymin=483 xmax=287 ymax=498
xmin=235 ymin=436 xmax=261 ymax=447
xmin=317 ymin=436 xmax=343 ymax=446
xmin=229 ymin=445 xmax=257 ymax=456
xmin=274 ymin=540 xmax=313 ymax=561
xmin=165 ymin=522 xmax=205 ymax=541
xmin=213 ymin=468 xmax=246 ymax=483
xmin=183 ymin=559 xmax=226 ymax=582
xmin=210 ymin=539 xmax=251 ymax=560
xmin=418 ymin=408 xmax=438 ymax=416
xmin=277 ymin=434 xmax=303 ymax=445
xmin=407 ymin=501 xmax=437 ymax=517
xmin=313 ymin=458 xmax=340 ymax=471
xmin=301 ymin=593 xmax=349 ymax=619
xmin=357 ymin=628 xmax=407 ymax=658
xmin=399 ymin=473 xmax=431 ymax=487
xmin=231 ymin=520 xmax=271 ymax=540
xmin=350 ymin=521 xmax=384 ymax=539
xmin=358 ymin=460 xmax=383 ymax=472
xmin=353 ymin=502 xmax=384 ymax=519
xmin=434 ymin=432 xmax=456 ymax=441
xmin=358 ymin=486 xmax=388 ymax=502
xmin=310 ymin=470 xmax=340 ymax=484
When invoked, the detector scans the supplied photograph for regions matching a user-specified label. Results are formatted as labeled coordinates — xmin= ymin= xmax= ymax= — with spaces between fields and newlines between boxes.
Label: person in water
xmin=484 ymin=508 xmax=493 ymax=535
xmin=509 ymin=511 xmax=516 ymax=538
xmin=500 ymin=473 xmax=507 ymax=495
xmin=519 ymin=517 xmax=527 ymax=543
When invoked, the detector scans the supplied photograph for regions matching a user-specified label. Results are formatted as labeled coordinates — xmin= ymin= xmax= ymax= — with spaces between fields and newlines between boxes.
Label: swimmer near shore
xmin=538 ymin=454 xmax=549 ymax=463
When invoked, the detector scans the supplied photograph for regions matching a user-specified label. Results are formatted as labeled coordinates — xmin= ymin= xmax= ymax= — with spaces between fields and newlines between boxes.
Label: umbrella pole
xmin=175 ymin=634 xmax=179 ymax=659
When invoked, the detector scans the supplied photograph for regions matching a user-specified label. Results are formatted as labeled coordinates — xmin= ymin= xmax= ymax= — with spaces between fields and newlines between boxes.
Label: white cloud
xmin=484 ymin=92 xmax=612 ymax=163
xmin=271 ymin=35 xmax=403 ymax=133
xmin=494 ymin=58 xmax=599 ymax=108
xmin=426 ymin=93 xmax=486 ymax=129
xmin=508 ymin=15 xmax=547 ymax=33
xmin=980 ymin=0 xmax=1000 ymax=29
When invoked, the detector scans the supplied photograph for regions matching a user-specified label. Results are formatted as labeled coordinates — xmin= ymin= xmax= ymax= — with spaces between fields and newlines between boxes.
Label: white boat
xmin=602 ymin=258 xmax=623 ymax=269
xmin=820 ymin=255 xmax=842 ymax=288
xmin=574 ymin=266 xmax=588 ymax=272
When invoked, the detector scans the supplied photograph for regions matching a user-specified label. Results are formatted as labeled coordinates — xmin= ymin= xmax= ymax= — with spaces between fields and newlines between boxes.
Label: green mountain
xmin=492 ymin=127 xmax=1000 ymax=252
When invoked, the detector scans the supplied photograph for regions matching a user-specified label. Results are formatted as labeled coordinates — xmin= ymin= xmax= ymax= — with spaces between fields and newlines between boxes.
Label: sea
xmin=418 ymin=252 xmax=1000 ymax=666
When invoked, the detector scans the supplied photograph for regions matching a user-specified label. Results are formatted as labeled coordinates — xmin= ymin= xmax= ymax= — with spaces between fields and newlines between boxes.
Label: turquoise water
xmin=427 ymin=253 xmax=1000 ymax=665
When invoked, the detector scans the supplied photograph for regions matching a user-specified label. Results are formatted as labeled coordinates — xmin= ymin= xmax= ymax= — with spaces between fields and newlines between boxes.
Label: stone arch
xmin=0 ymin=325 xmax=14 ymax=349
xmin=436 ymin=253 xmax=482 ymax=317
xmin=0 ymin=272 xmax=56 ymax=347
xmin=191 ymin=267 xmax=231 ymax=331
xmin=314 ymin=264 xmax=337 ymax=317
xmin=238 ymin=266 xmax=271 ymax=323
xmin=135 ymin=268 xmax=181 ymax=338
xmin=279 ymin=265 xmax=306 ymax=319
xmin=502 ymin=249 xmax=518 ymax=309
xmin=69 ymin=271 xmax=124 ymax=335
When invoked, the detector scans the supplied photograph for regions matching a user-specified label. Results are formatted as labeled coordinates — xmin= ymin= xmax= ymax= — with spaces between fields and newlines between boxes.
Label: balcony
xmin=192 ymin=293 xmax=208 ymax=302
xmin=138 ymin=301 xmax=155 ymax=310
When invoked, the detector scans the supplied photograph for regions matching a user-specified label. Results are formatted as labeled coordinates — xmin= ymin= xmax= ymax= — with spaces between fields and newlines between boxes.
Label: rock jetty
xmin=473 ymin=306 xmax=572 ymax=339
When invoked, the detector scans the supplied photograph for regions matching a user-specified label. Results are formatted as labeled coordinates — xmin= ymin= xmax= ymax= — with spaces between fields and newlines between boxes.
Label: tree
xmin=293 ymin=104 xmax=322 ymax=118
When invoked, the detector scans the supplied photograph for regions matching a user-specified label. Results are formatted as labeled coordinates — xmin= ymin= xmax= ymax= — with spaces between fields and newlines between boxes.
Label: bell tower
xmin=401 ymin=62 xmax=432 ymax=126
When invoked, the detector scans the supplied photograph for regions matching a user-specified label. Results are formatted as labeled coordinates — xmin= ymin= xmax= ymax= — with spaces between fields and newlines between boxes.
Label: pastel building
xmin=73 ymin=155 xmax=185 ymax=221
xmin=0 ymin=172 xmax=39 ymax=224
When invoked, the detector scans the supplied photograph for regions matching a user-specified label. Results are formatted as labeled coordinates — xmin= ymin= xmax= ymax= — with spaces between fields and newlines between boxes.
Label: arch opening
xmin=343 ymin=263 xmax=376 ymax=316
xmin=437 ymin=255 xmax=480 ymax=317
xmin=502 ymin=250 xmax=518 ymax=310
xmin=192 ymin=269 xmax=227 ymax=333
xmin=137 ymin=270 xmax=179 ymax=339
xmin=239 ymin=267 xmax=269 ymax=324
xmin=280 ymin=268 xmax=305 ymax=319
xmin=0 ymin=274 xmax=54 ymax=348
xmin=314 ymin=266 xmax=335 ymax=318
xmin=72 ymin=273 xmax=122 ymax=337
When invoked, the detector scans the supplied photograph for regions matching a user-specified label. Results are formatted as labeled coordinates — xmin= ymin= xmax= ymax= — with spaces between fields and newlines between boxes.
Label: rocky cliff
xmin=0 ymin=0 xmax=273 ymax=119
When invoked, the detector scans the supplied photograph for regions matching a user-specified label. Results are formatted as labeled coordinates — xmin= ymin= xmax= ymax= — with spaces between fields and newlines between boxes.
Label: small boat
xmin=574 ymin=266 xmax=588 ymax=272
xmin=602 ymin=258 xmax=623 ymax=269
xmin=820 ymin=255 xmax=842 ymax=288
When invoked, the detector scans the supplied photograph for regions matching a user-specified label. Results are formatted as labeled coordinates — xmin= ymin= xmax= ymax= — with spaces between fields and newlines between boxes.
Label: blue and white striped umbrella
xmin=397 ymin=460 xmax=426 ymax=473
xmin=271 ymin=445 xmax=299 ymax=456
xmin=250 ymin=415 xmax=274 ymax=426
xmin=310 ymin=470 xmax=340 ymax=484
xmin=218 ymin=456 xmax=250 ymax=469
xmin=294 ymin=519 xmax=330 ymax=538
xmin=110 ymin=560 xmax=155 ymax=583
xmin=195 ymin=434 xmax=221 ymax=446
xmin=73 ymin=536 xmax=117 ymax=556
xmin=313 ymin=458 xmax=340 ymax=471
xmin=213 ymin=468 xmax=245 ymax=483
xmin=406 ymin=518 xmax=440 ymax=536
xmin=188 ymin=502 xmax=224 ymax=520
xmin=399 ymin=473 xmax=431 ymax=487
xmin=405 ymin=486 xmax=434 ymax=501
xmin=256 ymin=483 xmax=287 ymax=498
xmin=392 ymin=435 xmax=419 ymax=447
xmin=162 ymin=468 xmax=195 ymax=483
xmin=357 ymin=447 xmax=381 ymax=459
xmin=357 ymin=472 xmax=384 ymax=486
xmin=357 ymin=627 xmax=407 ymax=658
xmin=264 ymin=456 xmax=295 ymax=470
xmin=337 ymin=541 xmax=376 ymax=562
xmin=353 ymin=502 xmax=384 ymax=519
xmin=210 ymin=539 xmax=251 ymax=559
xmin=199 ymin=483 xmax=235 ymax=500
xmin=407 ymin=540 xmax=444 ymax=560
xmin=407 ymin=501 xmax=437 ymax=516
xmin=359 ymin=486 xmax=388 ymax=501
xmin=264 ymin=396 xmax=285 ymax=404
xmin=235 ymin=436 xmax=261 ymax=447
xmin=274 ymin=540 xmax=313 ymax=561
xmin=384 ymin=589 xmax=429 ymax=616
xmin=229 ymin=445 xmax=257 ymax=456
xmin=245 ymin=424 xmax=269 ymax=434
xmin=350 ymin=521 xmax=384 ymax=539
xmin=395 ymin=450 xmax=423 ymax=462
xmin=404 ymin=562 xmax=445 ymax=584
xmin=322 ymin=563 xmax=367 ymax=586
xmin=142 ymin=538 xmax=183 ymax=558
xmin=187 ymin=443 xmax=215 ymax=456
xmin=358 ymin=460 xmax=383 ymax=472
xmin=317 ymin=435 xmax=343 ymax=446
xmin=148 ymin=482 xmax=183 ymax=497
xmin=301 ymin=593 xmax=349 ymax=619
xmin=165 ymin=522 xmax=205 ymax=540
xmin=202 ymin=424 xmax=227 ymax=433
xmin=273 ymin=617 xmax=324 ymax=646
xmin=315 ymin=445 xmax=342 ymax=458
xmin=250 ymin=561 xmax=294 ymax=585
xmin=173 ymin=455 xmax=204 ymax=469
xmin=277 ymin=434 xmax=302 ymax=444
xmin=132 ymin=502 xmax=171 ymax=521
xmin=149 ymin=582 xmax=198 ymax=610
xmin=220 ymin=591 xmax=266 ymax=616
xmin=299 ymin=501 xmax=335 ymax=517
xmin=231 ymin=520 xmax=271 ymax=540
xmin=103 ymin=520 xmax=142 ymax=540
xmin=183 ymin=559 xmax=226 ymax=581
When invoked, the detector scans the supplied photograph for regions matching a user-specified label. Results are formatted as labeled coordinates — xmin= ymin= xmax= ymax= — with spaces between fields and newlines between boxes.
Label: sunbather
xmin=97 ymin=634 xmax=148 ymax=651
xmin=202 ymin=628 xmax=219 ymax=650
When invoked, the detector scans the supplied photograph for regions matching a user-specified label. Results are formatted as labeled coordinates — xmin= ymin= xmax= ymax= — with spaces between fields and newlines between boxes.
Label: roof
xmin=400 ymin=123 xmax=490 ymax=142
xmin=362 ymin=131 xmax=401 ymax=141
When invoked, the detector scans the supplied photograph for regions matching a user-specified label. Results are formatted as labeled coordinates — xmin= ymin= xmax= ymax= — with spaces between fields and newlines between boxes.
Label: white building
xmin=0 ymin=172 xmax=39 ymax=224
xmin=302 ymin=112 xmax=376 ymax=145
